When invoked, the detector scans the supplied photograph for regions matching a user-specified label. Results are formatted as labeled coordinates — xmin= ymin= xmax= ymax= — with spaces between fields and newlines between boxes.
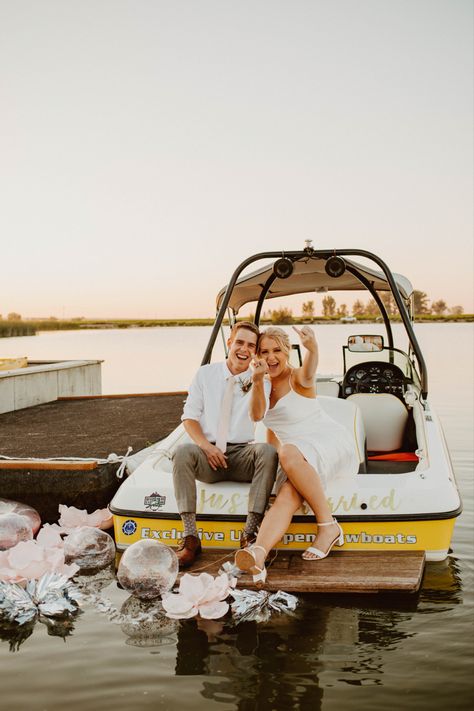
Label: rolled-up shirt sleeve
xmin=181 ymin=370 xmax=204 ymax=422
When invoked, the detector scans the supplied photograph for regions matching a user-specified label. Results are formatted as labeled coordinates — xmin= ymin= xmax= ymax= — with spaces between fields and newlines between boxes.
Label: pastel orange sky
xmin=1 ymin=0 xmax=472 ymax=319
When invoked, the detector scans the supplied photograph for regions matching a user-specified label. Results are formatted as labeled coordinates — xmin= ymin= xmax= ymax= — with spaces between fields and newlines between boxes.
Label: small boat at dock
xmin=110 ymin=244 xmax=462 ymax=570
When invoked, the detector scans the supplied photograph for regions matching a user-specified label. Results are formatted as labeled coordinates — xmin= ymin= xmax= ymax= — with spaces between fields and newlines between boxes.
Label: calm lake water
xmin=0 ymin=323 xmax=473 ymax=710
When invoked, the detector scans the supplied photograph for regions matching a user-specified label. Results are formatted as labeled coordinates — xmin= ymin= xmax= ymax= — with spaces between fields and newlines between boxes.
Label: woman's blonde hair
xmin=258 ymin=327 xmax=291 ymax=360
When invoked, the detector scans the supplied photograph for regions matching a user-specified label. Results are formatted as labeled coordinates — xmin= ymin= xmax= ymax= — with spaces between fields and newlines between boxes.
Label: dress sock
xmin=181 ymin=513 xmax=198 ymax=538
xmin=244 ymin=511 xmax=263 ymax=536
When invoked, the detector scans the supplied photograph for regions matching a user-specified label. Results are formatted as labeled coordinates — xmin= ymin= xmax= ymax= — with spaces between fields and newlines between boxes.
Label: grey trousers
xmin=172 ymin=442 xmax=278 ymax=515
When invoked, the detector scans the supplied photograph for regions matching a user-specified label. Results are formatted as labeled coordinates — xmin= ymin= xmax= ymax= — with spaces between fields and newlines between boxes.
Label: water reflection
xmin=120 ymin=595 xmax=178 ymax=648
xmin=0 ymin=611 xmax=78 ymax=652
xmin=0 ymin=552 xmax=465 ymax=710
xmin=166 ymin=556 xmax=463 ymax=709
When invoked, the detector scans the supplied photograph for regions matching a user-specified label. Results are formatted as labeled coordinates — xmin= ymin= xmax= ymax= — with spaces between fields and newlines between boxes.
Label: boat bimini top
xmin=216 ymin=252 xmax=414 ymax=312
xmin=204 ymin=244 xmax=427 ymax=398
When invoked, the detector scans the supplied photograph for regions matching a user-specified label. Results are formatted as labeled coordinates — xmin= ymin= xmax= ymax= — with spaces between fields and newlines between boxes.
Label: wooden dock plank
xmin=180 ymin=550 xmax=426 ymax=594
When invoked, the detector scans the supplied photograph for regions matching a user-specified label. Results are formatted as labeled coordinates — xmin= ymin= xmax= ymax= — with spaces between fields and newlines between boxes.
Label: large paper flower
xmin=57 ymin=505 xmax=113 ymax=531
xmin=162 ymin=572 xmax=236 ymax=620
xmin=0 ymin=540 xmax=79 ymax=583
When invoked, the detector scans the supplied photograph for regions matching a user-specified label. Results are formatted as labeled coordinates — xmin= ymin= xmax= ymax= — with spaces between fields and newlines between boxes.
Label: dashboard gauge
xmin=369 ymin=366 xmax=380 ymax=375
xmin=355 ymin=369 xmax=366 ymax=380
xmin=383 ymin=369 xmax=394 ymax=379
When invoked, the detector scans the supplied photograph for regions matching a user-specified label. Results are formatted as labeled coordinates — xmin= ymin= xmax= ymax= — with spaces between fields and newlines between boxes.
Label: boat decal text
xmin=283 ymin=531 xmax=417 ymax=545
xmin=195 ymin=488 xmax=401 ymax=515
xmin=327 ymin=488 xmax=401 ymax=514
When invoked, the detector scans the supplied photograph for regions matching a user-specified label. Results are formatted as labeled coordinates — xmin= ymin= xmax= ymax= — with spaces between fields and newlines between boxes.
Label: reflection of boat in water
xmin=110 ymin=244 xmax=462 ymax=564
xmin=170 ymin=556 xmax=464 ymax=709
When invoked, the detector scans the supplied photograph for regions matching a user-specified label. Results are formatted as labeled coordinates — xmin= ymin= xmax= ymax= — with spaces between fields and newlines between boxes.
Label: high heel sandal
xmin=302 ymin=518 xmax=344 ymax=561
xmin=234 ymin=545 xmax=267 ymax=586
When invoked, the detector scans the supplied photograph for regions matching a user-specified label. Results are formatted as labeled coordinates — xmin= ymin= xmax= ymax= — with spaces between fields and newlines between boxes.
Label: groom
xmin=172 ymin=321 xmax=278 ymax=568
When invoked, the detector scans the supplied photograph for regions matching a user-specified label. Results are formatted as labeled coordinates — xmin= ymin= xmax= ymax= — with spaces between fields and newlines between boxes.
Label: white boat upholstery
xmin=255 ymin=394 xmax=366 ymax=470
xmin=316 ymin=380 xmax=340 ymax=397
xmin=347 ymin=393 xmax=409 ymax=452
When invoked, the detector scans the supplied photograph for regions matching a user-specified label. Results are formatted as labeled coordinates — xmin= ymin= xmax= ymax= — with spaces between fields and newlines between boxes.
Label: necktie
xmin=215 ymin=376 xmax=235 ymax=452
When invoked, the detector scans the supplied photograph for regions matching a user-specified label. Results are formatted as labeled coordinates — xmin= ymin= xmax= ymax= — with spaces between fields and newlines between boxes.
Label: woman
xmin=235 ymin=325 xmax=358 ymax=584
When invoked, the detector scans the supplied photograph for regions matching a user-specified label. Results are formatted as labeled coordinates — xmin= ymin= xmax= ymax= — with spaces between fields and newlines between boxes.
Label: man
xmin=172 ymin=321 xmax=278 ymax=568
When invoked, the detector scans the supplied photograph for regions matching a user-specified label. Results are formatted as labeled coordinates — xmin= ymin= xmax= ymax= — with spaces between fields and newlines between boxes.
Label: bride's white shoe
xmin=302 ymin=518 xmax=344 ymax=561
xmin=235 ymin=544 xmax=267 ymax=586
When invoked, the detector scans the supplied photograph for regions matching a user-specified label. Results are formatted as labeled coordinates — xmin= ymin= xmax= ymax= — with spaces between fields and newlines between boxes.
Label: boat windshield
xmin=343 ymin=347 xmax=421 ymax=389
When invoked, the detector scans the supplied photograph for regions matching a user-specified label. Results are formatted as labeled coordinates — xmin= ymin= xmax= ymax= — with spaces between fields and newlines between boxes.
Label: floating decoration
xmin=0 ymin=499 xmax=41 ymax=538
xmin=57 ymin=504 xmax=113 ymax=531
xmin=229 ymin=589 xmax=298 ymax=624
xmin=120 ymin=596 xmax=178 ymax=647
xmin=0 ymin=539 xmax=79 ymax=583
xmin=63 ymin=527 xmax=116 ymax=570
xmin=0 ymin=513 xmax=33 ymax=551
xmin=0 ymin=572 xmax=81 ymax=625
xmin=73 ymin=564 xmax=117 ymax=595
xmin=162 ymin=571 xmax=236 ymax=620
xmin=117 ymin=540 xmax=178 ymax=600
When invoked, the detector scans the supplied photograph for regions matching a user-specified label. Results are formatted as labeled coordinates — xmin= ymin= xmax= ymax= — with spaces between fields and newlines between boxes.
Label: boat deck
xmin=180 ymin=549 xmax=426 ymax=594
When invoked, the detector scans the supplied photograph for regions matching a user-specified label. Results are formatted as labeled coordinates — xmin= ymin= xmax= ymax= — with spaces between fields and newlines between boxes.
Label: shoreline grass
xmin=1 ymin=313 xmax=473 ymax=338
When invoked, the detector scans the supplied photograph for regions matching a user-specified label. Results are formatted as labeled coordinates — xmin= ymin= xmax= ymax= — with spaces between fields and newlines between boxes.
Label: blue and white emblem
xmin=122 ymin=519 xmax=137 ymax=535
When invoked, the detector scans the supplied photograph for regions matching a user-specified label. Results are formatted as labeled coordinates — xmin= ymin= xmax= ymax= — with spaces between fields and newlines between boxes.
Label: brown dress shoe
xmin=176 ymin=535 xmax=202 ymax=568
xmin=239 ymin=531 xmax=256 ymax=549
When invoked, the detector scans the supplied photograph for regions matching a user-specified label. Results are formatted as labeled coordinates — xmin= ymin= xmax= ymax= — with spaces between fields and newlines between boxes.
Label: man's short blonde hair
xmin=258 ymin=327 xmax=291 ymax=359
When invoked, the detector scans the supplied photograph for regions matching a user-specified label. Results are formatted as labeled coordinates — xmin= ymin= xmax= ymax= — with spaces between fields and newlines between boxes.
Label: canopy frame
xmin=202 ymin=247 xmax=427 ymax=398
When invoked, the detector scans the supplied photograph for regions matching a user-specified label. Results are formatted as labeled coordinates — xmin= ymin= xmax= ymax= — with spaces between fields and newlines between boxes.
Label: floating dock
xmin=181 ymin=550 xmax=426 ymax=594
xmin=0 ymin=393 xmax=185 ymax=521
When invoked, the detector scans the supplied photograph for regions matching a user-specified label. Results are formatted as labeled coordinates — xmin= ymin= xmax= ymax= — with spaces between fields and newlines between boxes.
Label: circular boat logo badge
xmin=122 ymin=519 xmax=137 ymax=536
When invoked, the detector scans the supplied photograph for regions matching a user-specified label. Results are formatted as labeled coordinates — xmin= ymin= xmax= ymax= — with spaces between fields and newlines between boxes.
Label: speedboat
xmin=110 ymin=244 xmax=462 ymax=562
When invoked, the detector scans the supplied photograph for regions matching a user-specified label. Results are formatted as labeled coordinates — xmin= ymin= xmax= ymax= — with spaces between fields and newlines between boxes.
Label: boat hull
xmin=112 ymin=513 xmax=456 ymax=562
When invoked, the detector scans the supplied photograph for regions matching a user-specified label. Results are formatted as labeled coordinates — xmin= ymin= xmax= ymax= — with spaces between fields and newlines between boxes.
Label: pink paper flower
xmin=57 ymin=505 xmax=113 ymax=531
xmin=0 ymin=539 xmax=79 ymax=583
xmin=162 ymin=572 xmax=236 ymax=620
xmin=36 ymin=524 xmax=64 ymax=549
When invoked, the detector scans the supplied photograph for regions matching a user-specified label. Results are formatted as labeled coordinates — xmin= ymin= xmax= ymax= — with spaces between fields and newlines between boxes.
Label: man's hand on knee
xmin=201 ymin=442 xmax=228 ymax=471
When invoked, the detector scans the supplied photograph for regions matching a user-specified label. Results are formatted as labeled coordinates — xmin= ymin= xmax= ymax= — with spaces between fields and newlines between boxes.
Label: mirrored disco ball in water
xmin=120 ymin=595 xmax=178 ymax=647
xmin=0 ymin=513 xmax=33 ymax=551
xmin=64 ymin=527 xmax=116 ymax=569
xmin=117 ymin=540 xmax=178 ymax=600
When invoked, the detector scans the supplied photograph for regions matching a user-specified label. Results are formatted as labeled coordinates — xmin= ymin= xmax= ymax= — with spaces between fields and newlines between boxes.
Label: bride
xmin=235 ymin=325 xmax=358 ymax=585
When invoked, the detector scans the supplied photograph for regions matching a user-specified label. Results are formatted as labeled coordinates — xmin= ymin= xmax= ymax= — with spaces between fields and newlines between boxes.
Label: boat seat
xmin=255 ymin=394 xmax=366 ymax=472
xmin=347 ymin=393 xmax=409 ymax=452
xmin=316 ymin=380 xmax=340 ymax=397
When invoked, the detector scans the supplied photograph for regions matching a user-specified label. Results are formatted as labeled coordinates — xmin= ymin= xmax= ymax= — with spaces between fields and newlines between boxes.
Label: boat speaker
xmin=325 ymin=256 xmax=346 ymax=278
xmin=273 ymin=257 xmax=294 ymax=279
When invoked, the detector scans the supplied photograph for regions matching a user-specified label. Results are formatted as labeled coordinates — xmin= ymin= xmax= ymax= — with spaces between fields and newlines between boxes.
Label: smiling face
xmin=226 ymin=327 xmax=258 ymax=375
xmin=258 ymin=335 xmax=290 ymax=379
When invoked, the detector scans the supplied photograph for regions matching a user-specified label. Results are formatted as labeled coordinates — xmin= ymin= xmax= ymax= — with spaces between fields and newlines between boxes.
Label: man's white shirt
xmin=182 ymin=362 xmax=271 ymax=444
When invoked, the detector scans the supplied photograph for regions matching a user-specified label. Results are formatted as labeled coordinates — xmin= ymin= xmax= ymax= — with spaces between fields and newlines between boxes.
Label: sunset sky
xmin=1 ymin=0 xmax=472 ymax=319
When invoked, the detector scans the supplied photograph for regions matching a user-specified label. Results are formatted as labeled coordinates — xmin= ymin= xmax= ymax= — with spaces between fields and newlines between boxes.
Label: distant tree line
xmin=262 ymin=290 xmax=465 ymax=324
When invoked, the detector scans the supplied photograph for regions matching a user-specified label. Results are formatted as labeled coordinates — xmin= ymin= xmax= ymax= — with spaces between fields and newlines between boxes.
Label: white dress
xmin=263 ymin=379 xmax=359 ymax=487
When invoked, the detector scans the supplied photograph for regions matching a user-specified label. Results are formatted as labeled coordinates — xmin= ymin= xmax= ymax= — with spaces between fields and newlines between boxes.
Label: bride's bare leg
xmin=278 ymin=444 xmax=341 ymax=560
xmin=249 ymin=481 xmax=304 ymax=569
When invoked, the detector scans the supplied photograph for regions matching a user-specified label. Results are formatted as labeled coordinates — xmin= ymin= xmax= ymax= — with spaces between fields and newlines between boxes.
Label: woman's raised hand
xmin=250 ymin=357 xmax=268 ymax=381
xmin=292 ymin=325 xmax=317 ymax=352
